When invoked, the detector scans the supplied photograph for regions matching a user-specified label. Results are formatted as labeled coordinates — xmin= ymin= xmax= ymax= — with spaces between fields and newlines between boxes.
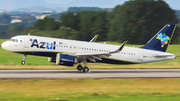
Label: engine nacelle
xmin=56 ymin=53 xmax=77 ymax=66
xmin=48 ymin=57 xmax=56 ymax=63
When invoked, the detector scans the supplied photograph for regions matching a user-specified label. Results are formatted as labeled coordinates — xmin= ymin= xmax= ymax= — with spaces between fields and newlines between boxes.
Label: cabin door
xmin=138 ymin=50 xmax=144 ymax=62
xmin=24 ymin=37 xmax=29 ymax=49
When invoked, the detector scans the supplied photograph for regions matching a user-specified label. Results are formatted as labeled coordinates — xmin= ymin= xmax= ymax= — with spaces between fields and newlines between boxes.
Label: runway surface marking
xmin=0 ymin=69 xmax=180 ymax=78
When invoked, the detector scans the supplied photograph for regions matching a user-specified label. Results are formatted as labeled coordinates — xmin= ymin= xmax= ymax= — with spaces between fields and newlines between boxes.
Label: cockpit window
xmin=12 ymin=39 xmax=16 ymax=42
xmin=9 ymin=39 xmax=18 ymax=42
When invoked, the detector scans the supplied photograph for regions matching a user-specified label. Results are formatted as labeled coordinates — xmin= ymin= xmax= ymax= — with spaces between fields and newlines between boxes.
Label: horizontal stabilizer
xmin=153 ymin=54 xmax=175 ymax=58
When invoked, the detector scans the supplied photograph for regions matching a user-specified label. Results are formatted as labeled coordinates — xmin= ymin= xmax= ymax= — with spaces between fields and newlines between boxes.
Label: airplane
xmin=1 ymin=24 xmax=177 ymax=73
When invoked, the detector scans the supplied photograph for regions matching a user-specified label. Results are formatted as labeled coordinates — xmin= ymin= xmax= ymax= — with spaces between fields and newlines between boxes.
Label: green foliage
xmin=20 ymin=14 xmax=36 ymax=22
xmin=60 ymin=11 xmax=109 ymax=41
xmin=34 ymin=17 xmax=59 ymax=31
xmin=60 ymin=12 xmax=80 ymax=30
xmin=108 ymin=0 xmax=179 ymax=44
xmin=173 ymin=25 xmax=180 ymax=44
xmin=0 ymin=13 xmax=11 ymax=24
xmin=0 ymin=31 xmax=7 ymax=39
xmin=175 ymin=10 xmax=180 ymax=25
xmin=21 ymin=26 xmax=80 ymax=40
xmin=34 ymin=17 xmax=48 ymax=30
xmin=6 ymin=25 xmax=24 ymax=38
xmin=68 ymin=7 xmax=109 ymax=13
xmin=47 ymin=13 xmax=61 ymax=21
xmin=45 ymin=18 xmax=59 ymax=31
xmin=52 ymin=26 xmax=80 ymax=40
xmin=2 ymin=1 xmax=180 ymax=44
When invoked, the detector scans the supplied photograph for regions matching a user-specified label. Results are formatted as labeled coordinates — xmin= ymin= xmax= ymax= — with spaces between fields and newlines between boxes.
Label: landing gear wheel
xmin=21 ymin=61 xmax=25 ymax=65
xmin=83 ymin=67 xmax=89 ymax=73
xmin=21 ymin=54 xmax=27 ymax=65
xmin=77 ymin=65 xmax=83 ymax=71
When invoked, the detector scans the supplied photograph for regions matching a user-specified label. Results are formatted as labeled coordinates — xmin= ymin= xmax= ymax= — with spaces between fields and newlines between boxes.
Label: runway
xmin=0 ymin=69 xmax=180 ymax=78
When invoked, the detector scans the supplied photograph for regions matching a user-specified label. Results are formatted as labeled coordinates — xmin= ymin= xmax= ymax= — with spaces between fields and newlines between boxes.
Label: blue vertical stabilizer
xmin=141 ymin=24 xmax=177 ymax=52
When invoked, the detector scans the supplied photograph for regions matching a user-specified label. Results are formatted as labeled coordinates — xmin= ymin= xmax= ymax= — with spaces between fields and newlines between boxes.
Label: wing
xmin=75 ymin=41 xmax=128 ymax=62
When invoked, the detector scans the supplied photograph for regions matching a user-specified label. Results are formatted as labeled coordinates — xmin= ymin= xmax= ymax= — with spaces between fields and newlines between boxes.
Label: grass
xmin=0 ymin=39 xmax=180 ymax=69
xmin=0 ymin=78 xmax=180 ymax=100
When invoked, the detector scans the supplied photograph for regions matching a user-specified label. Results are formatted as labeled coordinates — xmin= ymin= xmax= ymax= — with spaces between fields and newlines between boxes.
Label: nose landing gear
xmin=21 ymin=55 xmax=27 ymax=65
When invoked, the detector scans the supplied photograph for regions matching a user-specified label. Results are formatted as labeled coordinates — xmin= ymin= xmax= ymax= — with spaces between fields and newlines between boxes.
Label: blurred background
xmin=0 ymin=0 xmax=180 ymax=44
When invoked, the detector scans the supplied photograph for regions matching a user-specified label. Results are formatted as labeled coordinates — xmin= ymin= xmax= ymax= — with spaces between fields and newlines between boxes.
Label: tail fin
xmin=141 ymin=24 xmax=177 ymax=52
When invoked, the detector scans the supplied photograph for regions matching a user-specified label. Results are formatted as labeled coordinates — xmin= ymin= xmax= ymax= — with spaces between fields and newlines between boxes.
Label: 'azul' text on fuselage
xmin=30 ymin=39 xmax=56 ymax=50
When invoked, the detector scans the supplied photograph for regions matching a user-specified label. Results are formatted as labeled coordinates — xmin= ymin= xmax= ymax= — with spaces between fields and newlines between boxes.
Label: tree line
xmin=3 ymin=0 xmax=180 ymax=44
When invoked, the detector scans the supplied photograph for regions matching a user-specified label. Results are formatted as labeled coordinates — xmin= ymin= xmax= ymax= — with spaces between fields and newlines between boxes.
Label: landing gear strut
xmin=21 ymin=54 xmax=27 ymax=65
xmin=82 ymin=60 xmax=89 ymax=73
xmin=76 ymin=60 xmax=90 ymax=73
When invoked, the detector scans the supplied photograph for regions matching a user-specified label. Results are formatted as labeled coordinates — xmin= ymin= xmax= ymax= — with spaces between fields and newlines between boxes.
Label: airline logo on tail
xmin=156 ymin=33 xmax=170 ymax=48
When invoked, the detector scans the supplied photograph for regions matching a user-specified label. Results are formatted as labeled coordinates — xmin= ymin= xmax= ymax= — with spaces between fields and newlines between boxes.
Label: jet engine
xmin=56 ymin=53 xmax=78 ymax=66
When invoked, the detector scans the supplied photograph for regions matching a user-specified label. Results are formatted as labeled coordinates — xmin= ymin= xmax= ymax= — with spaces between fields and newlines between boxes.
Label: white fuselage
xmin=1 ymin=35 xmax=176 ymax=64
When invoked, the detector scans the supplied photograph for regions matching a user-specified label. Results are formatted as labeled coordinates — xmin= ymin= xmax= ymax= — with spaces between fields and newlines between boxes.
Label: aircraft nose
xmin=1 ymin=41 xmax=10 ymax=51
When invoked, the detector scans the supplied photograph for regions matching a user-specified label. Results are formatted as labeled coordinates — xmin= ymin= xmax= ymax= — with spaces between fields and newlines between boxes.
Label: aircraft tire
xmin=21 ymin=61 xmax=25 ymax=65
xmin=83 ymin=67 xmax=89 ymax=73
xmin=77 ymin=65 xmax=83 ymax=71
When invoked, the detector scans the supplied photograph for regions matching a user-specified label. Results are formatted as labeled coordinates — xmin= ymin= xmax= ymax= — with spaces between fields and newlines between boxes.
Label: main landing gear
xmin=77 ymin=64 xmax=89 ymax=73
xmin=76 ymin=60 xmax=89 ymax=73
xmin=77 ymin=65 xmax=83 ymax=71
xmin=21 ymin=54 xmax=27 ymax=65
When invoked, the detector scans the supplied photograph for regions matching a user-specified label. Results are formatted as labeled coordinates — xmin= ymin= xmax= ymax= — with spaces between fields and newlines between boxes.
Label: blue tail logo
xmin=141 ymin=24 xmax=177 ymax=52
xmin=156 ymin=33 xmax=170 ymax=48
